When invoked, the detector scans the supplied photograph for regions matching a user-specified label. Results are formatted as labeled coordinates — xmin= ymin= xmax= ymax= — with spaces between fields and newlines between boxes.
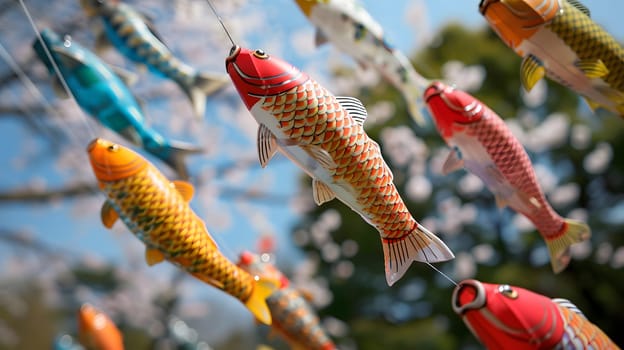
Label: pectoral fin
xmin=314 ymin=28 xmax=329 ymax=47
xmin=442 ymin=148 xmax=464 ymax=175
xmin=172 ymin=180 xmax=194 ymax=202
xmin=575 ymin=58 xmax=608 ymax=78
xmin=145 ymin=248 xmax=165 ymax=266
xmin=520 ymin=54 xmax=545 ymax=92
xmin=257 ymin=124 xmax=278 ymax=168
xmin=336 ymin=96 xmax=368 ymax=126
xmin=302 ymin=145 xmax=337 ymax=169
xmin=100 ymin=201 xmax=119 ymax=228
xmin=312 ymin=179 xmax=336 ymax=205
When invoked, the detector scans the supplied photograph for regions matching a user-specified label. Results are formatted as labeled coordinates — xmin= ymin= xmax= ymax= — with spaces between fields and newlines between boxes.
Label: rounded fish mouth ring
xmin=452 ymin=279 xmax=487 ymax=315
xmin=226 ymin=45 xmax=241 ymax=64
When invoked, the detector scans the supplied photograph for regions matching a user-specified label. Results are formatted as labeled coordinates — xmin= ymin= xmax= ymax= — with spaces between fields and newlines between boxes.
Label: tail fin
xmin=156 ymin=140 xmax=203 ymax=180
xmin=382 ymin=223 xmax=454 ymax=286
xmin=183 ymin=71 xmax=229 ymax=119
xmin=402 ymin=87 xmax=427 ymax=127
xmin=402 ymin=70 xmax=431 ymax=127
xmin=245 ymin=277 xmax=277 ymax=326
xmin=547 ymin=219 xmax=591 ymax=273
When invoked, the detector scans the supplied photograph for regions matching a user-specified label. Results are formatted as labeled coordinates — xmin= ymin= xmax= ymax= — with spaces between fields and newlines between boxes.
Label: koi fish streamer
xmin=87 ymin=138 xmax=274 ymax=325
xmin=479 ymin=0 xmax=624 ymax=117
xmin=80 ymin=0 xmax=229 ymax=119
xmin=33 ymin=29 xmax=200 ymax=179
xmin=77 ymin=304 xmax=124 ymax=350
xmin=424 ymin=81 xmax=590 ymax=273
xmin=226 ymin=46 xmax=454 ymax=286
xmin=452 ymin=279 xmax=619 ymax=349
xmin=237 ymin=251 xmax=337 ymax=350
xmin=293 ymin=0 xmax=429 ymax=125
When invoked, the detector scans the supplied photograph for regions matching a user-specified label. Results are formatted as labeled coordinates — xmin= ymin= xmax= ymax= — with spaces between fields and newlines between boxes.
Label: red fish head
xmin=424 ymin=82 xmax=485 ymax=138
xmin=452 ymin=279 xmax=565 ymax=349
xmin=237 ymin=250 xmax=289 ymax=289
xmin=87 ymin=138 xmax=148 ymax=183
xmin=225 ymin=45 xmax=308 ymax=109
xmin=77 ymin=304 xmax=124 ymax=350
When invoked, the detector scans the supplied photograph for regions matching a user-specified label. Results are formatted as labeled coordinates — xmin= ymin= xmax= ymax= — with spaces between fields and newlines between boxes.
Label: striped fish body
xmin=480 ymin=0 xmax=624 ymax=117
xmin=452 ymin=279 xmax=619 ymax=349
xmin=267 ymin=289 xmax=336 ymax=350
xmin=226 ymin=46 xmax=453 ymax=286
xmin=87 ymin=138 xmax=273 ymax=325
xmin=80 ymin=0 xmax=228 ymax=118
xmin=238 ymin=252 xmax=336 ymax=350
xmin=425 ymin=82 xmax=590 ymax=273
xmin=294 ymin=0 xmax=428 ymax=124
xmin=90 ymin=1 xmax=196 ymax=88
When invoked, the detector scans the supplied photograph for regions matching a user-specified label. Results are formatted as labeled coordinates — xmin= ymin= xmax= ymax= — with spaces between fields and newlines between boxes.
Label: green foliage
xmin=293 ymin=23 xmax=624 ymax=348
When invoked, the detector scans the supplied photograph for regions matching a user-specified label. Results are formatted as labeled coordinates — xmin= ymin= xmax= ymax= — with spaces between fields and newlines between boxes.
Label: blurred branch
xmin=0 ymin=228 xmax=76 ymax=258
xmin=0 ymin=105 xmax=47 ymax=115
xmin=0 ymin=182 xmax=292 ymax=205
xmin=0 ymin=183 xmax=98 ymax=202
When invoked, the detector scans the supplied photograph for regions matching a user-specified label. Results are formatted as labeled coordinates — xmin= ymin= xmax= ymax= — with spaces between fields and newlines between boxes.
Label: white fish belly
xmin=519 ymin=29 xmax=617 ymax=109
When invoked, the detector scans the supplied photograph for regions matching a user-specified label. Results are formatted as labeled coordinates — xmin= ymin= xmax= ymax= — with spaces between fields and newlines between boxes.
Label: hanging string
xmin=17 ymin=0 xmax=98 ymax=139
xmin=0 ymin=39 xmax=84 ymax=146
xmin=204 ymin=0 xmax=236 ymax=46
xmin=426 ymin=262 xmax=458 ymax=286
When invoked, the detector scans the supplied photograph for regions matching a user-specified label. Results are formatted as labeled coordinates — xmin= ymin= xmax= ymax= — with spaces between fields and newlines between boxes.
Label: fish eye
xmin=253 ymin=49 xmax=269 ymax=59
xmin=63 ymin=35 xmax=72 ymax=47
xmin=498 ymin=284 xmax=518 ymax=299
xmin=107 ymin=144 xmax=119 ymax=152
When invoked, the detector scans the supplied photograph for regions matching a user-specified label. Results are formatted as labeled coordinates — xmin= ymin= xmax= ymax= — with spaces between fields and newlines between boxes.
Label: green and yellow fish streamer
xmin=87 ymin=138 xmax=275 ymax=325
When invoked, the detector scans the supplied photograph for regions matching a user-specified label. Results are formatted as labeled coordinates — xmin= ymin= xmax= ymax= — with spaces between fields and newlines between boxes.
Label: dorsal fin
xmin=172 ymin=180 xmax=194 ymax=202
xmin=567 ymin=0 xmax=590 ymax=17
xmin=336 ymin=96 xmax=368 ymax=126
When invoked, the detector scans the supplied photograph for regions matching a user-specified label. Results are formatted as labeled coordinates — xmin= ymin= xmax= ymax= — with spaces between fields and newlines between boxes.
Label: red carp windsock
xmin=87 ymin=138 xmax=275 ymax=325
xmin=424 ymin=81 xmax=590 ymax=273
xmin=238 ymin=251 xmax=337 ymax=350
xmin=452 ymin=279 xmax=619 ymax=349
xmin=225 ymin=46 xmax=454 ymax=286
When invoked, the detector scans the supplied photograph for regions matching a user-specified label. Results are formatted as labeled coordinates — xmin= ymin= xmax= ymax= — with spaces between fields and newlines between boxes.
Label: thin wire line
xmin=0 ymin=39 xmax=86 ymax=146
xmin=204 ymin=0 xmax=236 ymax=46
xmin=427 ymin=262 xmax=458 ymax=286
xmin=17 ymin=0 xmax=98 ymax=139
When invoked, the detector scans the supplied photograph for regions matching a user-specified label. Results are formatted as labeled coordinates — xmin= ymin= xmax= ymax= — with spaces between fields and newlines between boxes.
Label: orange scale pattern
xmin=261 ymin=79 xmax=418 ymax=240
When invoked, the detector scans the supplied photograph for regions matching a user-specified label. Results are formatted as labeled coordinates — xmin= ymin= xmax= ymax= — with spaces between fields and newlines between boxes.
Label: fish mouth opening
xmin=424 ymin=81 xmax=447 ymax=102
xmin=226 ymin=45 xmax=241 ymax=65
xmin=478 ymin=0 xmax=498 ymax=14
xmin=87 ymin=138 xmax=102 ymax=153
xmin=452 ymin=279 xmax=486 ymax=315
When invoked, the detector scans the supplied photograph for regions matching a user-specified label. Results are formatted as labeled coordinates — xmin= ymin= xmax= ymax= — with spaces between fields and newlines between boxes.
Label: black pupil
xmin=256 ymin=49 xmax=265 ymax=56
